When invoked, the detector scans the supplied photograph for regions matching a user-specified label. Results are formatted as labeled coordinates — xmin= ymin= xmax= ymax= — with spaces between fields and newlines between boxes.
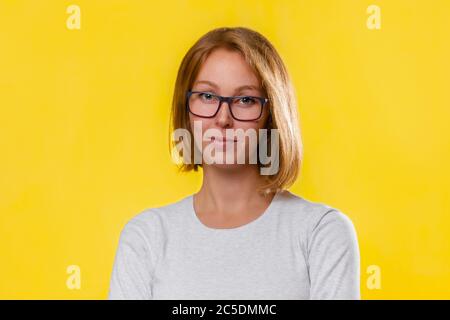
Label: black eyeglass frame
xmin=186 ymin=90 xmax=269 ymax=121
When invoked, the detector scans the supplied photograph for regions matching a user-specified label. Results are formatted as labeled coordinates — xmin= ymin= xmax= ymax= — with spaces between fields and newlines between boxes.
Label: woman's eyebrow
xmin=194 ymin=80 xmax=262 ymax=94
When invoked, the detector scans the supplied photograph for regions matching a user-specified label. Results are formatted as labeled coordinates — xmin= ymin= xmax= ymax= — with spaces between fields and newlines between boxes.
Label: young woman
xmin=108 ymin=27 xmax=360 ymax=300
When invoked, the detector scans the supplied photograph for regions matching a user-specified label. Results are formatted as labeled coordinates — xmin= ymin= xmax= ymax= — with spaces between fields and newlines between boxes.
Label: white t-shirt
xmin=108 ymin=189 xmax=360 ymax=300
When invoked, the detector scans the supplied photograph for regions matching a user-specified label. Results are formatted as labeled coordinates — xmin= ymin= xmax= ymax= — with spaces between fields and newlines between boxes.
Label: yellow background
xmin=0 ymin=0 xmax=449 ymax=299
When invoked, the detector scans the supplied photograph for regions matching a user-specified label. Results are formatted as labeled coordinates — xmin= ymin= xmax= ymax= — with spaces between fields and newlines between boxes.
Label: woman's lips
xmin=210 ymin=136 xmax=238 ymax=142
xmin=209 ymin=136 xmax=238 ymax=146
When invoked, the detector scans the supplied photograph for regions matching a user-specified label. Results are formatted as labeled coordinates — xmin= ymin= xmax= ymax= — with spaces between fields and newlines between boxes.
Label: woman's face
xmin=188 ymin=47 xmax=271 ymax=169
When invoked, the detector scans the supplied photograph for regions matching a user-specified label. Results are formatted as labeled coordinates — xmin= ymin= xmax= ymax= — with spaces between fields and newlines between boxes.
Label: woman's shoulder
xmin=117 ymin=194 xmax=193 ymax=242
xmin=279 ymin=190 xmax=359 ymax=259
xmin=278 ymin=190 xmax=357 ymax=235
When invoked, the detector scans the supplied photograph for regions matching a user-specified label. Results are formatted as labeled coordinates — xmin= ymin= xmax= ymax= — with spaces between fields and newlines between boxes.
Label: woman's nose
xmin=215 ymin=100 xmax=234 ymax=127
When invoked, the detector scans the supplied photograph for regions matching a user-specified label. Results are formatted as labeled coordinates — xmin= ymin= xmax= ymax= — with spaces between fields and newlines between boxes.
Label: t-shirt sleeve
xmin=108 ymin=218 xmax=155 ymax=300
xmin=307 ymin=209 xmax=361 ymax=300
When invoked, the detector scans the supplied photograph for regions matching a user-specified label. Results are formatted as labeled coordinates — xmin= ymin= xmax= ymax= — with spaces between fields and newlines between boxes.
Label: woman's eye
xmin=200 ymin=93 xmax=214 ymax=101
xmin=239 ymin=97 xmax=256 ymax=104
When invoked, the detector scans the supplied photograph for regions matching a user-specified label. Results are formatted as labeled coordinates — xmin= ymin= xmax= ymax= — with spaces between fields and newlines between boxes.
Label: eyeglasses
xmin=186 ymin=90 xmax=269 ymax=121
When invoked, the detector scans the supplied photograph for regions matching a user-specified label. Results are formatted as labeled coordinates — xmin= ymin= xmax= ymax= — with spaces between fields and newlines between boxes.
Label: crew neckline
xmin=189 ymin=190 xmax=284 ymax=232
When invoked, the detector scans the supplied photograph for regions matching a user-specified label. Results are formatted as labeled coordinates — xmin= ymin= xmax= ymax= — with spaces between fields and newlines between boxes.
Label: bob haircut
xmin=169 ymin=26 xmax=303 ymax=195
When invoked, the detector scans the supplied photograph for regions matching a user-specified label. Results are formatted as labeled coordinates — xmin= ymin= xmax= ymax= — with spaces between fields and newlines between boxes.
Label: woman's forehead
xmin=193 ymin=80 xmax=262 ymax=92
xmin=198 ymin=49 xmax=259 ymax=78
xmin=194 ymin=79 xmax=262 ymax=93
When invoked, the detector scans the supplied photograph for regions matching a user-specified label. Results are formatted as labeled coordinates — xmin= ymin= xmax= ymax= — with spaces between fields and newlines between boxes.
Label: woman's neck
xmin=194 ymin=164 xmax=274 ymax=218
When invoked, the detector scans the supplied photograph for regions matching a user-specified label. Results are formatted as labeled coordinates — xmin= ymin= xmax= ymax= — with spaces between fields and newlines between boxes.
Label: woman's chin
xmin=202 ymin=155 xmax=248 ymax=168
xmin=200 ymin=147 xmax=258 ymax=168
xmin=207 ymin=162 xmax=248 ymax=171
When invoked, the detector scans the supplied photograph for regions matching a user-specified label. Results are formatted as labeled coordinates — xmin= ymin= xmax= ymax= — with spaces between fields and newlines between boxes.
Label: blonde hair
xmin=169 ymin=26 xmax=303 ymax=195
